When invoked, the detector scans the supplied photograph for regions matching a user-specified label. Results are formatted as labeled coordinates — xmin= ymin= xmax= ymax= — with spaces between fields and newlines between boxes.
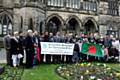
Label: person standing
xmin=103 ymin=46 xmax=109 ymax=62
xmin=66 ymin=33 xmax=74 ymax=63
xmin=25 ymin=30 xmax=35 ymax=68
xmin=104 ymin=35 xmax=112 ymax=56
xmin=10 ymin=31 xmax=19 ymax=67
xmin=18 ymin=32 xmax=25 ymax=66
xmin=53 ymin=32 xmax=62 ymax=63
xmin=111 ymin=38 xmax=119 ymax=58
xmin=43 ymin=31 xmax=50 ymax=63
xmin=49 ymin=32 xmax=54 ymax=63
xmin=44 ymin=31 xmax=49 ymax=42
xmin=3 ymin=31 xmax=12 ymax=65
xmin=33 ymin=31 xmax=41 ymax=65
xmin=111 ymin=38 xmax=119 ymax=61
xmin=72 ymin=39 xmax=80 ymax=63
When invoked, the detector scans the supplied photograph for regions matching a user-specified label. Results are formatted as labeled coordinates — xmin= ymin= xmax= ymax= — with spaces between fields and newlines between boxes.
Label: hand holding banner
xmin=41 ymin=42 xmax=75 ymax=55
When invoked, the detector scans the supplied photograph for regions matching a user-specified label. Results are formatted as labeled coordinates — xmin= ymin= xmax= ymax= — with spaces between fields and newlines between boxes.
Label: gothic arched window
xmin=0 ymin=14 xmax=12 ymax=36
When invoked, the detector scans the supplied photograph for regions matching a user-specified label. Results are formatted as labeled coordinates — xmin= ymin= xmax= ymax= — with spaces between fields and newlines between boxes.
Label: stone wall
xmin=0 ymin=0 xmax=120 ymax=37
xmin=46 ymin=10 xmax=98 ymax=34
xmin=13 ymin=7 xmax=45 ymax=33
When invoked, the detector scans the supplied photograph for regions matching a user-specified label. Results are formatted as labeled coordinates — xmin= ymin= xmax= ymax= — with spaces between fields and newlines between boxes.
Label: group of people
xmin=3 ymin=30 xmax=40 ymax=68
xmin=3 ymin=30 xmax=120 ymax=68
xmin=42 ymin=32 xmax=120 ymax=63
xmin=78 ymin=33 xmax=120 ymax=62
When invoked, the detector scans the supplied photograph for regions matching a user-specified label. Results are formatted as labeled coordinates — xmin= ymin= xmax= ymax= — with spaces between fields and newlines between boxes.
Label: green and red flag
xmin=81 ymin=42 xmax=103 ymax=57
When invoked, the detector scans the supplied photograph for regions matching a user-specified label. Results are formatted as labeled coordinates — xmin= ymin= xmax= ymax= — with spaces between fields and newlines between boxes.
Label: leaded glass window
xmin=0 ymin=14 xmax=12 ymax=36
xmin=108 ymin=0 xmax=119 ymax=16
xmin=82 ymin=1 xmax=97 ymax=11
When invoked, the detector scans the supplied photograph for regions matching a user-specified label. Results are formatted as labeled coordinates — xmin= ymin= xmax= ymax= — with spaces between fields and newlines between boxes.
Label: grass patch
xmin=21 ymin=64 xmax=65 ymax=80
xmin=0 ymin=63 xmax=120 ymax=80
xmin=21 ymin=63 xmax=120 ymax=80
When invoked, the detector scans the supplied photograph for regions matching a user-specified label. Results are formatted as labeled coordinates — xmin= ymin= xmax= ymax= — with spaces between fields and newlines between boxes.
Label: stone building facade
xmin=0 ymin=0 xmax=120 ymax=40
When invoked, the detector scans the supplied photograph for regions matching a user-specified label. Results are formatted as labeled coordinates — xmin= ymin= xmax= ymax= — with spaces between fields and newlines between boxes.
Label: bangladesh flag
xmin=81 ymin=42 xmax=103 ymax=57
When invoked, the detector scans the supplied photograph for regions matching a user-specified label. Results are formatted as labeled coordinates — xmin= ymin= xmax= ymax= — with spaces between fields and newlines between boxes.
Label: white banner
xmin=41 ymin=42 xmax=75 ymax=55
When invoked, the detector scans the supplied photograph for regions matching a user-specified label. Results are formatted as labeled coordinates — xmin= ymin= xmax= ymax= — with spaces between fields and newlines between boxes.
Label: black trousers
xmin=6 ymin=50 xmax=11 ymax=65
xmin=26 ymin=50 xmax=34 ymax=68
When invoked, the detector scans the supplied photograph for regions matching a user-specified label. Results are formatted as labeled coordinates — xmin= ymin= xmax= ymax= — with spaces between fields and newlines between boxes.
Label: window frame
xmin=0 ymin=15 xmax=13 ymax=36
xmin=108 ymin=1 xmax=119 ymax=16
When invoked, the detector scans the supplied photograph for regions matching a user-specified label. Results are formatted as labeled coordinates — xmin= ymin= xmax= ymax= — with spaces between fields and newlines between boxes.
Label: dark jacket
xmin=18 ymin=36 xmax=25 ymax=54
xmin=3 ymin=35 xmax=11 ymax=49
xmin=53 ymin=36 xmax=61 ymax=42
xmin=25 ymin=35 xmax=34 ymax=51
xmin=10 ymin=37 xmax=19 ymax=55
xmin=44 ymin=35 xmax=49 ymax=42
xmin=33 ymin=35 xmax=41 ymax=48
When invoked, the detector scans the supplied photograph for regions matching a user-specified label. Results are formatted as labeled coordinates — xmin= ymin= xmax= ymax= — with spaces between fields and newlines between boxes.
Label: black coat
xmin=44 ymin=35 xmax=49 ymax=42
xmin=33 ymin=35 xmax=41 ymax=48
xmin=74 ymin=43 xmax=80 ymax=53
xmin=25 ymin=35 xmax=34 ymax=51
xmin=18 ymin=36 xmax=25 ymax=55
xmin=25 ymin=35 xmax=35 ymax=68
xmin=10 ymin=38 xmax=19 ymax=55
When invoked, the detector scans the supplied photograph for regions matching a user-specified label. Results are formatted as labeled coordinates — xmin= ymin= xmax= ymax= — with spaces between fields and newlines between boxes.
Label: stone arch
xmin=66 ymin=15 xmax=82 ymax=28
xmin=46 ymin=14 xmax=64 ymax=26
xmin=66 ymin=15 xmax=82 ymax=34
xmin=83 ymin=17 xmax=98 ymax=34
xmin=0 ymin=11 xmax=13 ymax=35
xmin=0 ymin=11 xmax=13 ymax=23
xmin=46 ymin=14 xmax=64 ymax=33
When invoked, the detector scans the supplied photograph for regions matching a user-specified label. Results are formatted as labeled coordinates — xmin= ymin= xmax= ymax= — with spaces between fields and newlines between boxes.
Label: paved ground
xmin=0 ymin=48 xmax=26 ymax=64
xmin=0 ymin=48 xmax=6 ymax=63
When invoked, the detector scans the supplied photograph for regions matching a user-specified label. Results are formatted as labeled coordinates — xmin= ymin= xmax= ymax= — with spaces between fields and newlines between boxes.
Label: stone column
xmin=22 ymin=8 xmax=29 ymax=33
xmin=13 ymin=8 xmax=21 ymax=32
xmin=119 ymin=1 xmax=120 ymax=16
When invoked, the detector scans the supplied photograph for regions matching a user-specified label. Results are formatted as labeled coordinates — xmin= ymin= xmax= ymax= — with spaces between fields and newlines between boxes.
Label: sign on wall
xmin=41 ymin=42 xmax=75 ymax=55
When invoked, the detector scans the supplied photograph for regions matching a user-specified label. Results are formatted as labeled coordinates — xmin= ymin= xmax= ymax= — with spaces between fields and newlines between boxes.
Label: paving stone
xmin=0 ymin=48 xmax=6 ymax=63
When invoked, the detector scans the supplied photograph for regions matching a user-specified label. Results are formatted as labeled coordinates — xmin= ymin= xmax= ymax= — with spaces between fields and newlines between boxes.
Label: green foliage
xmin=0 ymin=66 xmax=24 ymax=80
xmin=57 ymin=63 xmax=120 ymax=80
xmin=21 ymin=64 xmax=64 ymax=80
xmin=0 ymin=63 xmax=120 ymax=80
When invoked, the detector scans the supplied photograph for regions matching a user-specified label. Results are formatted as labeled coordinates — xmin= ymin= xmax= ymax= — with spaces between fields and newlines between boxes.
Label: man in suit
xmin=3 ymin=31 xmax=12 ymax=65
